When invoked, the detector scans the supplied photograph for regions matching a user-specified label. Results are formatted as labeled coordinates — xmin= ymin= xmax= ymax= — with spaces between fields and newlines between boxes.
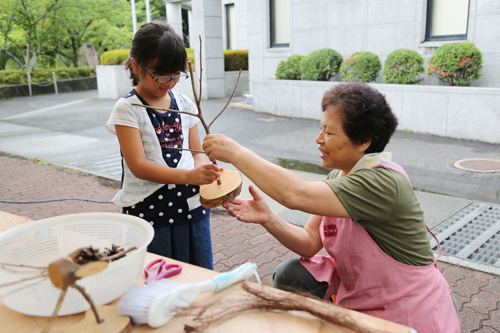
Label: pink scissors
xmin=144 ymin=259 xmax=182 ymax=284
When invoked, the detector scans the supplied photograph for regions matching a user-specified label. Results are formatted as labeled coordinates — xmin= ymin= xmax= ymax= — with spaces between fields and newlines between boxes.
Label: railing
xmin=26 ymin=71 xmax=58 ymax=96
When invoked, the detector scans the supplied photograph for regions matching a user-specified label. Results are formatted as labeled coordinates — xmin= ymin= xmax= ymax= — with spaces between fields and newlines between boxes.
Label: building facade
xmin=247 ymin=0 xmax=500 ymax=88
xmin=167 ymin=0 xmax=499 ymax=95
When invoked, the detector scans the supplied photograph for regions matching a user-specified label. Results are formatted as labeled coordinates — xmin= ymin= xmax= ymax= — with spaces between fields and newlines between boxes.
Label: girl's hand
xmin=202 ymin=134 xmax=241 ymax=163
xmin=189 ymin=163 xmax=221 ymax=185
xmin=223 ymin=185 xmax=272 ymax=224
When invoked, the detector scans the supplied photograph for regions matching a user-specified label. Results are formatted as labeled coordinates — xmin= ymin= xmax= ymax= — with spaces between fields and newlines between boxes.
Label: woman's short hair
xmin=124 ymin=21 xmax=187 ymax=86
xmin=321 ymin=82 xmax=398 ymax=154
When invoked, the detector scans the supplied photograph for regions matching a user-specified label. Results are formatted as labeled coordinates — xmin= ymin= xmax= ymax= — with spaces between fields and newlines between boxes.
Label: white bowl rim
xmin=0 ymin=212 xmax=155 ymax=257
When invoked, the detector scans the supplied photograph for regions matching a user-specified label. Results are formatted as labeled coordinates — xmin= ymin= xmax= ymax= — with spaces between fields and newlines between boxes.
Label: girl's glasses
xmin=140 ymin=63 xmax=189 ymax=84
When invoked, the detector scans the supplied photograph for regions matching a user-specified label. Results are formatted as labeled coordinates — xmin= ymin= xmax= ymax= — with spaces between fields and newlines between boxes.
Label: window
xmin=182 ymin=8 xmax=190 ymax=48
xmin=270 ymin=0 xmax=290 ymax=47
xmin=226 ymin=4 xmax=236 ymax=50
xmin=425 ymin=0 xmax=470 ymax=41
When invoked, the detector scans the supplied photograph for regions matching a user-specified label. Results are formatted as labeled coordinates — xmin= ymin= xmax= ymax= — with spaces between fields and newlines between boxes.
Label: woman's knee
xmin=273 ymin=258 xmax=304 ymax=288
xmin=273 ymin=258 xmax=328 ymax=299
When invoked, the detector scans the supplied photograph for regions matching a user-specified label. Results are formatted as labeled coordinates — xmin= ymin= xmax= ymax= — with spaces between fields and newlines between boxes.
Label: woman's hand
xmin=223 ymin=185 xmax=272 ymax=224
xmin=188 ymin=163 xmax=221 ymax=185
xmin=202 ymin=134 xmax=241 ymax=163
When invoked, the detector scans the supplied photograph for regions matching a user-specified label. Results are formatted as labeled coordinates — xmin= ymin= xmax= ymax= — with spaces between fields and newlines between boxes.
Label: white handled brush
xmin=118 ymin=262 xmax=260 ymax=328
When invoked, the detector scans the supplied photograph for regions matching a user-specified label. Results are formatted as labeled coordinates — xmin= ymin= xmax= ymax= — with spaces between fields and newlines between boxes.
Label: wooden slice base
xmin=200 ymin=169 xmax=243 ymax=208
xmin=64 ymin=305 xmax=131 ymax=333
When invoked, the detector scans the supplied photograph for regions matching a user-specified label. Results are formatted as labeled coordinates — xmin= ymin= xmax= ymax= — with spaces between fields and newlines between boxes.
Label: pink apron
xmin=300 ymin=163 xmax=460 ymax=332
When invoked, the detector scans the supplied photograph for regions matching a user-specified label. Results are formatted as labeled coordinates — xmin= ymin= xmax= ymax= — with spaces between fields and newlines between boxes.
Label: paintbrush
xmin=118 ymin=262 xmax=259 ymax=328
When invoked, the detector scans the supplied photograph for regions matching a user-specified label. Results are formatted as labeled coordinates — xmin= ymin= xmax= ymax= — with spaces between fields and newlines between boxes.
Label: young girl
xmin=106 ymin=21 xmax=220 ymax=270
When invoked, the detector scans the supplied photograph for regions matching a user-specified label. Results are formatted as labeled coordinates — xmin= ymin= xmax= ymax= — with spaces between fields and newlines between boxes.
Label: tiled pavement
xmin=0 ymin=152 xmax=499 ymax=332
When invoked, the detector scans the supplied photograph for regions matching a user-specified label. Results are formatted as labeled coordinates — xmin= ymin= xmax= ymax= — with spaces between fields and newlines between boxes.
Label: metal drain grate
xmin=430 ymin=203 xmax=500 ymax=267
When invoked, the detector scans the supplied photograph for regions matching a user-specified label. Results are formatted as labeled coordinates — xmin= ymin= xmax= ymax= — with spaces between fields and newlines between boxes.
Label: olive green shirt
xmin=324 ymin=166 xmax=434 ymax=266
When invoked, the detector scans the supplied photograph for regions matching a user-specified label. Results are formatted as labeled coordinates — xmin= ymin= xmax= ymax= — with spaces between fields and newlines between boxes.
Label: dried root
xmin=181 ymin=282 xmax=388 ymax=333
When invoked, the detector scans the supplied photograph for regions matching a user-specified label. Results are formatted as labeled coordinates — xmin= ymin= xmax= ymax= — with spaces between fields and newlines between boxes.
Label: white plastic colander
xmin=0 ymin=212 xmax=154 ymax=317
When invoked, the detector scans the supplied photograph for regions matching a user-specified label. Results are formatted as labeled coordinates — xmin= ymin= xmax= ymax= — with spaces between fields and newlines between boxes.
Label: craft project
xmin=132 ymin=36 xmax=243 ymax=208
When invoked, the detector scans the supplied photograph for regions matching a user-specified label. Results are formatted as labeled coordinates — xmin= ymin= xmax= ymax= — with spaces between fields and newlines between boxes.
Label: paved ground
xmin=1 ymin=152 xmax=499 ymax=332
xmin=0 ymin=90 xmax=499 ymax=204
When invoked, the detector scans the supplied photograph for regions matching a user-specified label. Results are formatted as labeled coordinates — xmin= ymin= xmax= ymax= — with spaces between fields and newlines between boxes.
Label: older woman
xmin=202 ymin=82 xmax=460 ymax=332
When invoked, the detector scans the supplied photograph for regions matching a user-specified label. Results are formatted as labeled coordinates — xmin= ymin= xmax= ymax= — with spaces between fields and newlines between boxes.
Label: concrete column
xmin=165 ymin=2 xmax=183 ymax=37
xmin=191 ymin=0 xmax=225 ymax=99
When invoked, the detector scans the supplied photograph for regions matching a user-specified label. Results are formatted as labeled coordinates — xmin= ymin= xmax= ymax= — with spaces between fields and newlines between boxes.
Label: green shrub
xmin=224 ymin=50 xmax=248 ymax=71
xmin=100 ymin=49 xmax=130 ymax=65
xmin=275 ymin=54 xmax=304 ymax=80
xmin=31 ymin=71 xmax=52 ymax=83
xmin=340 ymin=51 xmax=381 ymax=83
xmin=427 ymin=41 xmax=482 ymax=86
xmin=0 ymin=70 xmax=25 ymax=85
xmin=383 ymin=49 xmax=424 ymax=84
xmin=300 ymin=48 xmax=343 ymax=81
xmin=53 ymin=69 xmax=71 ymax=80
xmin=0 ymin=68 xmax=96 ymax=85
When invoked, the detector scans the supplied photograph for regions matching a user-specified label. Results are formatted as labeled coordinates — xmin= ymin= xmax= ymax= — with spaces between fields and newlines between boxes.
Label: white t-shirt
xmin=106 ymin=89 xmax=200 ymax=207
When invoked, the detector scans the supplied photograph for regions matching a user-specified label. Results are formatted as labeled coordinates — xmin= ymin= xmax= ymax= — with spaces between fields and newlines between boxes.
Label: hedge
xmin=427 ymin=41 xmax=483 ymax=86
xmin=340 ymin=51 xmax=381 ymax=83
xmin=383 ymin=49 xmax=424 ymax=84
xmin=0 ymin=68 xmax=96 ymax=86
xmin=223 ymin=50 xmax=248 ymax=71
xmin=100 ymin=49 xmax=131 ymax=65
xmin=300 ymin=48 xmax=343 ymax=81
xmin=275 ymin=54 xmax=304 ymax=80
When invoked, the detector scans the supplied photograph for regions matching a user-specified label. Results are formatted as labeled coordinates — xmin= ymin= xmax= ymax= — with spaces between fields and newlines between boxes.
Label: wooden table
xmin=0 ymin=211 xmax=414 ymax=333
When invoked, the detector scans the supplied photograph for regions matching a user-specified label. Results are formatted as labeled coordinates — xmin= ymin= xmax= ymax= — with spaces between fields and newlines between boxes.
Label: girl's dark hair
xmin=124 ymin=21 xmax=187 ymax=86
xmin=321 ymin=82 xmax=398 ymax=154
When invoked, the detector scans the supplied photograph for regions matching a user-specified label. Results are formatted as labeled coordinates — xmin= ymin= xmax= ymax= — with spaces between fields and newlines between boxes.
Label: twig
xmin=188 ymin=61 xmax=200 ymax=106
xmin=0 ymin=272 xmax=48 ymax=289
xmin=167 ymin=147 xmax=205 ymax=154
xmin=42 ymin=288 xmax=67 ymax=333
xmin=0 ymin=262 xmax=46 ymax=269
xmin=187 ymin=61 xmax=210 ymax=134
xmin=0 ymin=276 xmax=47 ymax=299
xmin=72 ymin=283 xmax=103 ymax=323
xmin=198 ymin=35 xmax=203 ymax=107
xmin=209 ymin=69 xmax=242 ymax=129
xmin=131 ymin=103 xmax=196 ymax=117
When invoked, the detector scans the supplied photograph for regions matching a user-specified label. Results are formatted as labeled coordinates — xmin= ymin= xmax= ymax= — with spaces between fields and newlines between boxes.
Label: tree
xmin=0 ymin=0 xmax=66 ymax=70
xmin=47 ymin=0 xmax=132 ymax=67
xmin=0 ymin=0 xmax=134 ymax=70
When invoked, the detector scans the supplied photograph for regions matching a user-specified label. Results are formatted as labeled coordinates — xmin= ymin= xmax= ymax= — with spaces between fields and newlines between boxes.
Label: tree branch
xmin=209 ymin=69 xmax=242 ymax=129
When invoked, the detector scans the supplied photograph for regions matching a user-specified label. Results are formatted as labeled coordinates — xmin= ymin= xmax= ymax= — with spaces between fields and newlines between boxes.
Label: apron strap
xmin=377 ymin=162 xmax=443 ymax=261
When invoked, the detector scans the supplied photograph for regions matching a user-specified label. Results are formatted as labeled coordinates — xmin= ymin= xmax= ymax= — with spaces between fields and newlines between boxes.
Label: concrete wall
xmin=253 ymin=79 xmax=500 ymax=144
xmin=248 ymin=0 xmax=500 ymax=88
xmin=96 ymin=65 xmax=133 ymax=100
